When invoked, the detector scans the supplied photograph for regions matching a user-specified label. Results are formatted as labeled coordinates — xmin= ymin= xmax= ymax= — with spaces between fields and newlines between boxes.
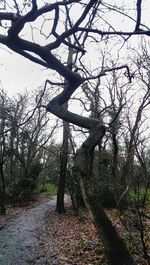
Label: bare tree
xmin=0 ymin=1 xmax=150 ymax=263
xmin=0 ymin=89 xmax=9 ymax=214
xmin=0 ymin=88 xmax=54 ymax=206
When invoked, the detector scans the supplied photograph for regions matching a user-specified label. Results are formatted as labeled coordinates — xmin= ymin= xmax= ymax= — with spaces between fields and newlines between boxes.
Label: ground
xmin=0 ymin=196 xmax=56 ymax=265
xmin=0 ymin=196 xmax=149 ymax=265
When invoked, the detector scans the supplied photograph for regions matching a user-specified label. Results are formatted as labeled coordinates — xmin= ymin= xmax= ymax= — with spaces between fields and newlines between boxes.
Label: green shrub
xmin=6 ymin=162 xmax=41 ymax=204
xmin=98 ymin=185 xmax=117 ymax=208
xmin=129 ymin=188 xmax=150 ymax=206
xmin=39 ymin=183 xmax=57 ymax=195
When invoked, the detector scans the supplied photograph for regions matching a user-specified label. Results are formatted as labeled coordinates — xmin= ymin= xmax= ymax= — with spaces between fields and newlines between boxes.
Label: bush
xmin=98 ymin=185 xmax=117 ymax=208
xmin=6 ymin=162 xmax=41 ymax=204
xmin=39 ymin=183 xmax=57 ymax=195
xmin=6 ymin=176 xmax=37 ymax=204
xmin=129 ymin=188 xmax=150 ymax=206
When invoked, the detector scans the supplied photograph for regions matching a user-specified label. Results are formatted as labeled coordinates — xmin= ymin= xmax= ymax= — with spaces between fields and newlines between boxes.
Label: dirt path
xmin=0 ymin=196 xmax=57 ymax=265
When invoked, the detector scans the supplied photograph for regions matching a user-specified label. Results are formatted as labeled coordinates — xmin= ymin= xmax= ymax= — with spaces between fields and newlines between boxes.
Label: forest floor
xmin=0 ymin=195 xmax=149 ymax=265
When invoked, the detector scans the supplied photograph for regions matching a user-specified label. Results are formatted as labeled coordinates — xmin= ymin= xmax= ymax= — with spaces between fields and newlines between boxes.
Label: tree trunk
xmin=74 ymin=126 xmax=133 ymax=265
xmin=56 ymin=47 xmax=74 ymax=213
xmin=56 ymin=102 xmax=69 ymax=213
xmin=86 ymin=194 xmax=133 ymax=265
xmin=119 ymin=146 xmax=135 ymax=209
xmin=0 ymin=164 xmax=6 ymax=215
xmin=111 ymin=131 xmax=120 ymax=202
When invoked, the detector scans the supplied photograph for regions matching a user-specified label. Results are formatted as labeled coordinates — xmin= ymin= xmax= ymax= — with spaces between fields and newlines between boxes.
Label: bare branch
xmin=46 ymin=0 xmax=97 ymax=51
xmin=0 ymin=84 xmax=47 ymax=135
xmin=8 ymin=0 xmax=38 ymax=37
xmin=135 ymin=0 xmax=142 ymax=31
xmin=77 ymin=27 xmax=150 ymax=37
xmin=0 ymin=12 xmax=16 ymax=21
xmin=45 ymin=79 xmax=66 ymax=87
xmin=13 ymin=0 xmax=20 ymax=15
xmin=84 ymin=65 xmax=133 ymax=83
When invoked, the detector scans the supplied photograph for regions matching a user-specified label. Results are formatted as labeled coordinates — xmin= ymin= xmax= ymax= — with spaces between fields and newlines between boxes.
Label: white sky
xmin=0 ymin=0 xmax=149 ymax=97
xmin=0 ymin=47 xmax=47 ymax=95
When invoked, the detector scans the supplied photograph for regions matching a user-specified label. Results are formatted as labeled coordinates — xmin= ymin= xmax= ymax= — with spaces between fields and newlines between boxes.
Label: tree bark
xmin=0 ymin=164 xmax=6 ymax=215
xmin=112 ymin=131 xmax=120 ymax=202
xmin=74 ymin=126 xmax=133 ymax=265
xmin=47 ymin=93 xmax=134 ymax=264
xmin=56 ymin=102 xmax=69 ymax=213
xmin=56 ymin=46 xmax=74 ymax=213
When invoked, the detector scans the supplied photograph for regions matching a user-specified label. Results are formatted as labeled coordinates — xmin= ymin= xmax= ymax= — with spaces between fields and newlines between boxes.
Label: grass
xmin=39 ymin=183 xmax=57 ymax=196
xmin=129 ymin=188 xmax=150 ymax=206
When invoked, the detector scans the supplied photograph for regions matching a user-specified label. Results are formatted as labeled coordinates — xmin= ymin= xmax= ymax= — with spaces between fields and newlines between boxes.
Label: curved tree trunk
xmin=45 ymin=40 xmax=134 ymax=264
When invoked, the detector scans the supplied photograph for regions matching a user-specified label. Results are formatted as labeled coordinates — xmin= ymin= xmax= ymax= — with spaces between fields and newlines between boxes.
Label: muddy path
xmin=0 ymin=196 xmax=57 ymax=265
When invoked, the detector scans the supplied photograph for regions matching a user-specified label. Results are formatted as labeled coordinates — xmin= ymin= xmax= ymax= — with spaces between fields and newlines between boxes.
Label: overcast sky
xmin=0 ymin=47 xmax=47 ymax=95
xmin=0 ymin=0 xmax=150 ymax=97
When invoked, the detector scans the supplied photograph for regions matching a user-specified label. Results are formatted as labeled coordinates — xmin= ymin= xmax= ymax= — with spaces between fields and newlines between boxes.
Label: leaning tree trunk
xmin=47 ymin=94 xmax=134 ymax=264
xmin=74 ymin=125 xmax=133 ymax=265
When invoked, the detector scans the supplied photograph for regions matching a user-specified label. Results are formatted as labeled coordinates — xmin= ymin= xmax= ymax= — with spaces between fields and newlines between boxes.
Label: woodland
xmin=0 ymin=0 xmax=150 ymax=264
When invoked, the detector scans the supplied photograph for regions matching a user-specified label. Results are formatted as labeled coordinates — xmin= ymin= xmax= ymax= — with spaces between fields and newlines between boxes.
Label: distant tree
xmin=56 ymin=46 xmax=73 ymax=213
xmin=0 ymin=89 xmax=10 ymax=214
xmin=56 ymin=106 xmax=69 ymax=213
xmin=135 ymin=139 xmax=150 ymax=206
xmin=0 ymin=88 xmax=54 ymax=207
xmin=40 ymin=141 xmax=60 ymax=189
